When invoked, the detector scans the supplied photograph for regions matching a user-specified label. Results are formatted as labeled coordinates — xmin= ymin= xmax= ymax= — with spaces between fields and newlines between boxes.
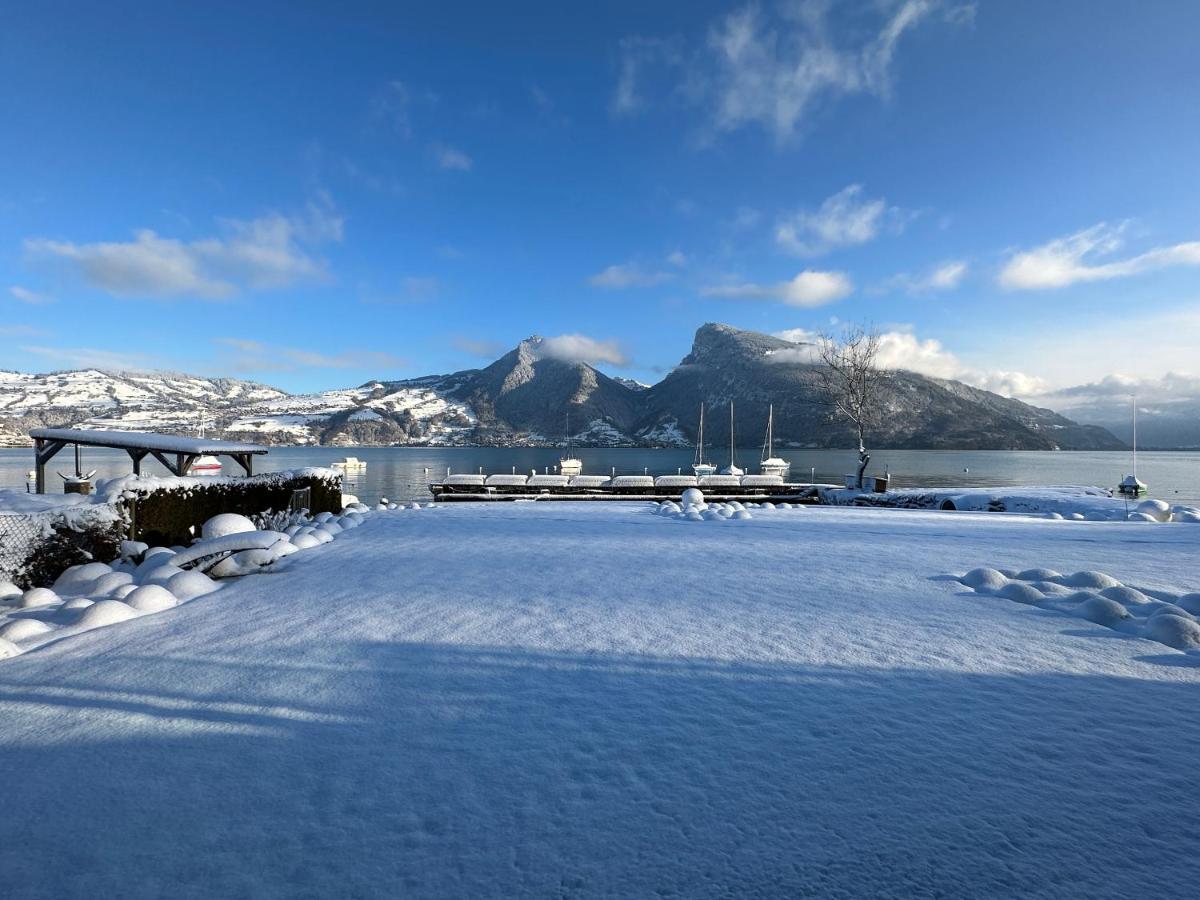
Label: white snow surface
xmin=1 ymin=503 xmax=1200 ymax=897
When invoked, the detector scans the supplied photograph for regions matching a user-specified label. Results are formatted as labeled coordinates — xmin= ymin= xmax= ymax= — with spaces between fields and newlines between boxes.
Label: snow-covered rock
xmin=77 ymin=600 xmax=139 ymax=628
xmin=201 ymin=513 xmax=258 ymax=540
xmin=20 ymin=587 xmax=60 ymax=608
xmin=0 ymin=618 xmax=54 ymax=641
xmin=124 ymin=585 xmax=178 ymax=613
xmin=1136 ymin=499 xmax=1172 ymax=522
xmin=1143 ymin=614 xmax=1200 ymax=651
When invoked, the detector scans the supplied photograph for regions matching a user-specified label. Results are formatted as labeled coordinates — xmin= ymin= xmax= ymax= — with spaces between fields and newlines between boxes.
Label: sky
xmin=2 ymin=0 xmax=1199 ymax=410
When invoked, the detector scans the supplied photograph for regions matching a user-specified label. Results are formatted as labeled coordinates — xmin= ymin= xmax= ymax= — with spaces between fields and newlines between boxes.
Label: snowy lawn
xmin=2 ymin=502 xmax=1200 ymax=897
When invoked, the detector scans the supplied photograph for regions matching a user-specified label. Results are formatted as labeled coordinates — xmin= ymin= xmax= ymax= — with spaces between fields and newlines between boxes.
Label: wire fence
xmin=0 ymin=503 xmax=127 ymax=589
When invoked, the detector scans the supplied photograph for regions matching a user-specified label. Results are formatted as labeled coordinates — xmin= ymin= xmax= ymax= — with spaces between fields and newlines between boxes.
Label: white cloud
xmin=588 ymin=263 xmax=675 ymax=289
xmin=666 ymin=250 xmax=688 ymax=267
xmin=998 ymin=222 xmax=1200 ymax=290
xmin=610 ymin=36 xmax=681 ymax=115
xmin=8 ymin=285 xmax=53 ymax=305
xmin=214 ymin=338 xmax=406 ymax=372
xmin=25 ymin=202 xmax=342 ymax=300
xmin=0 ymin=325 xmax=48 ymax=337
xmin=702 ymin=270 xmax=853 ymax=307
xmin=538 ymin=333 xmax=628 ymax=367
xmin=880 ymin=259 xmax=968 ymax=293
xmin=431 ymin=144 xmax=473 ymax=171
xmin=702 ymin=1 xmax=940 ymax=142
xmin=770 ymin=325 xmax=1046 ymax=396
xmin=370 ymin=80 xmax=438 ymax=138
xmin=776 ymin=185 xmax=903 ymax=256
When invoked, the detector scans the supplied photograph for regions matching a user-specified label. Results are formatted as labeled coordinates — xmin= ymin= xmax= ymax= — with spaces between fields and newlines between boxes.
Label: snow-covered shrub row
xmin=956 ymin=566 xmax=1200 ymax=654
xmin=0 ymin=501 xmax=128 ymax=591
xmin=0 ymin=500 xmax=376 ymax=661
xmin=652 ymin=490 xmax=805 ymax=524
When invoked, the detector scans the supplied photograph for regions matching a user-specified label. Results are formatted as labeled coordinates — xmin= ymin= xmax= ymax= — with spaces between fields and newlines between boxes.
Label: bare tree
xmin=811 ymin=325 xmax=886 ymax=489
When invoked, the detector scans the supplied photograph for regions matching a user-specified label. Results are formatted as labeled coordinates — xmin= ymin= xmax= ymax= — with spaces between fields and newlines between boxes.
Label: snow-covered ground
xmin=2 ymin=502 xmax=1200 ymax=897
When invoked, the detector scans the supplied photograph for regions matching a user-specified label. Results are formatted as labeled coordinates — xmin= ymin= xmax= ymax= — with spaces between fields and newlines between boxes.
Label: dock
xmin=429 ymin=472 xmax=828 ymax=503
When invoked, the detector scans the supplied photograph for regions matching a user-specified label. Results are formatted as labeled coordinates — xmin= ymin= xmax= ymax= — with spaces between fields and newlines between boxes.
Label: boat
xmin=1117 ymin=395 xmax=1147 ymax=498
xmin=193 ymin=418 xmax=222 ymax=473
xmin=332 ymin=456 xmax=367 ymax=472
xmin=559 ymin=414 xmax=583 ymax=477
xmin=720 ymin=402 xmax=744 ymax=477
xmin=692 ymin=403 xmax=717 ymax=477
xmin=759 ymin=404 xmax=790 ymax=478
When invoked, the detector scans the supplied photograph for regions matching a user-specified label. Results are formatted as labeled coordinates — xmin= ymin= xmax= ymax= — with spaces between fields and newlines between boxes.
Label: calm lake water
xmin=3 ymin=445 xmax=1198 ymax=505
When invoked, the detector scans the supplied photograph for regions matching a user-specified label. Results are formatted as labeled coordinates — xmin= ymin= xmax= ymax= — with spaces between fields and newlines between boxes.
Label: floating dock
xmin=429 ymin=472 xmax=827 ymax=503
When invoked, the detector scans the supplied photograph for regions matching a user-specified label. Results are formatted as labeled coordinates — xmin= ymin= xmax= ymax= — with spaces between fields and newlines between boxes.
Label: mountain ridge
xmin=0 ymin=324 xmax=1124 ymax=450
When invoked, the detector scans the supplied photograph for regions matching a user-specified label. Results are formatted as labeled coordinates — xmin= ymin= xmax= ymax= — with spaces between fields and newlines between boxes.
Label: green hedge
xmin=126 ymin=471 xmax=342 ymax=546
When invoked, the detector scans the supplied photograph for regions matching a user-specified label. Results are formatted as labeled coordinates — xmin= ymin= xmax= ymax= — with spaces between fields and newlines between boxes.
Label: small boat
xmin=559 ymin=414 xmax=583 ymax=477
xmin=332 ymin=456 xmax=367 ymax=471
xmin=193 ymin=417 xmax=222 ymax=473
xmin=720 ymin=401 xmax=744 ymax=477
xmin=759 ymin=403 xmax=790 ymax=478
xmin=1117 ymin=395 xmax=1147 ymax=498
xmin=692 ymin=403 xmax=716 ymax=477
xmin=192 ymin=455 xmax=222 ymax=473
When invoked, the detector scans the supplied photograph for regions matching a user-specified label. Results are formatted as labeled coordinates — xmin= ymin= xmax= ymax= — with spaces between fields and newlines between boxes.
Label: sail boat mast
xmin=1131 ymin=394 xmax=1138 ymax=480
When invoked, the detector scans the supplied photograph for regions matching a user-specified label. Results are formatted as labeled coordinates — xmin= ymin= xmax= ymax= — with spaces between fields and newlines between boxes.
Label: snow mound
xmin=999 ymin=583 xmax=1044 ymax=605
xmin=681 ymin=488 xmax=704 ymax=507
xmin=135 ymin=551 xmax=177 ymax=579
xmin=92 ymin=572 xmax=134 ymax=596
xmin=61 ymin=597 xmax=95 ymax=611
xmin=111 ymin=584 xmax=137 ymax=600
xmin=1098 ymin=585 xmax=1152 ymax=606
xmin=961 ymin=568 xmax=1008 ymax=591
xmin=0 ymin=637 xmax=21 ymax=658
xmin=309 ymin=528 xmax=335 ymax=544
xmin=1068 ymin=512 xmax=1086 ymax=521
xmin=1076 ymin=596 xmax=1132 ymax=627
xmin=1127 ymin=512 xmax=1158 ymax=523
xmin=167 ymin=570 xmax=220 ymax=601
xmin=1172 ymin=510 xmax=1200 ymax=524
xmin=142 ymin=564 xmax=184 ymax=587
xmin=1143 ymin=614 xmax=1200 ymax=651
xmin=733 ymin=510 xmax=753 ymax=520
xmin=1017 ymin=568 xmax=1060 ymax=581
xmin=53 ymin=562 xmax=113 ymax=595
xmin=172 ymin=531 xmax=288 ymax=569
xmin=0 ymin=580 xmax=21 ymax=601
xmin=1136 ymin=499 xmax=1172 ymax=522
xmin=201 ymin=513 xmax=257 ymax=540
xmin=1062 ymin=571 xmax=1122 ymax=590
xmin=77 ymin=600 xmax=139 ymax=628
xmin=291 ymin=533 xmax=322 ymax=550
xmin=20 ymin=587 xmax=61 ymax=608
xmin=1031 ymin=581 xmax=1075 ymax=597
xmin=0 ymin=618 xmax=54 ymax=641
xmin=124 ymin=585 xmax=178 ymax=613
xmin=1177 ymin=593 xmax=1200 ymax=615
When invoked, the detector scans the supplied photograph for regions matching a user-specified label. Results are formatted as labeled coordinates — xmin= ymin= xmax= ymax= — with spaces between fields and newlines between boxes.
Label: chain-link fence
xmin=0 ymin=503 xmax=127 ymax=589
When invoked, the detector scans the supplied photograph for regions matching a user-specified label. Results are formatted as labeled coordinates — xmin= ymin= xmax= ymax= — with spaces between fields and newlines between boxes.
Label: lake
xmin=3 ymin=446 xmax=1197 ymax=505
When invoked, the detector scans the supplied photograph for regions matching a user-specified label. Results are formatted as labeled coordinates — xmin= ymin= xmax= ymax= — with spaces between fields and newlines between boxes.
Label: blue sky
xmin=2 ymin=1 xmax=1199 ymax=404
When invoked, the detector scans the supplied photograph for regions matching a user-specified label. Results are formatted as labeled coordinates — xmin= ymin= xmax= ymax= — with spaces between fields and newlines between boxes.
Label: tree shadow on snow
xmin=1 ymin=643 xmax=1199 ymax=898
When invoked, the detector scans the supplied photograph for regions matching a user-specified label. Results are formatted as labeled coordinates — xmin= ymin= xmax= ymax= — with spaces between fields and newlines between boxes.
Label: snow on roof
xmin=29 ymin=428 xmax=268 ymax=455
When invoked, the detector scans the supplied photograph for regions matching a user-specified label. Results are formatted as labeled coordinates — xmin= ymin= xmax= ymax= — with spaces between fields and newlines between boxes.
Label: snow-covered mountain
xmin=0 ymin=326 xmax=1125 ymax=450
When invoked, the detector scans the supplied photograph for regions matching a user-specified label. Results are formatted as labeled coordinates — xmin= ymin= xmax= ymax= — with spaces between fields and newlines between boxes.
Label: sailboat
xmin=759 ymin=404 xmax=790 ymax=477
xmin=1117 ymin=394 xmax=1147 ymax=498
xmin=192 ymin=417 xmax=222 ymax=474
xmin=692 ymin=403 xmax=717 ymax=477
xmin=559 ymin=413 xmax=583 ymax=477
xmin=720 ymin=401 xmax=744 ymax=476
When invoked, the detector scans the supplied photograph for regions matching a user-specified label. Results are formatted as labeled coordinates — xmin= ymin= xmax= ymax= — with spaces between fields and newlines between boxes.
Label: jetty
xmin=429 ymin=471 xmax=829 ymax=503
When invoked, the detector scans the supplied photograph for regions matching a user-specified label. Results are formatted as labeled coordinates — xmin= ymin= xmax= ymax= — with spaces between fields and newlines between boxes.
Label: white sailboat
xmin=759 ymin=404 xmax=790 ymax=477
xmin=559 ymin=413 xmax=583 ymax=477
xmin=192 ymin=417 xmax=222 ymax=474
xmin=720 ymin=401 xmax=744 ymax=476
xmin=692 ymin=403 xmax=717 ymax=477
xmin=1118 ymin=394 xmax=1147 ymax=498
